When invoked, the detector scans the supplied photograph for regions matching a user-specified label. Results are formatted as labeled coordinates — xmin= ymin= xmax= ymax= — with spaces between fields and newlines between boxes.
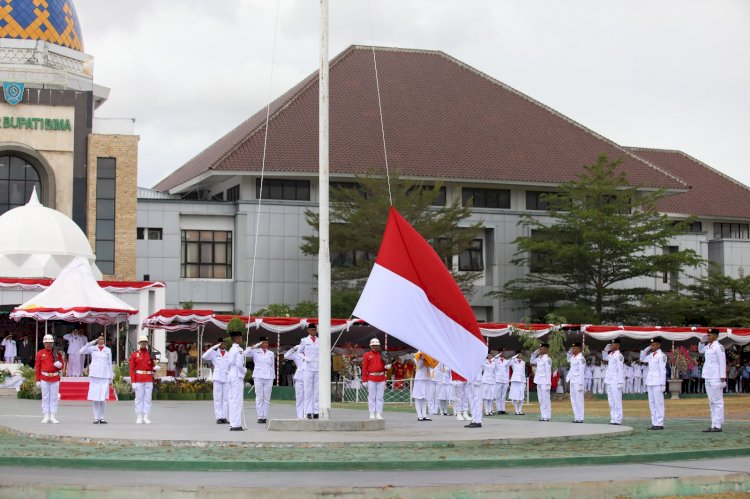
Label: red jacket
xmin=129 ymin=348 xmax=156 ymax=382
xmin=35 ymin=348 xmax=64 ymax=382
xmin=362 ymin=350 xmax=386 ymax=382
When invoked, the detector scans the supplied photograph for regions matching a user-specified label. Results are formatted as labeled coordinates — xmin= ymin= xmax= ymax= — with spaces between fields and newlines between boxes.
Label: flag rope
xmin=368 ymin=0 xmax=393 ymax=206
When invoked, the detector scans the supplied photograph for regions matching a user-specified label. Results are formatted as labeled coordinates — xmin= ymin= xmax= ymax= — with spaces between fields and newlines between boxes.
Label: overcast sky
xmin=75 ymin=0 xmax=750 ymax=189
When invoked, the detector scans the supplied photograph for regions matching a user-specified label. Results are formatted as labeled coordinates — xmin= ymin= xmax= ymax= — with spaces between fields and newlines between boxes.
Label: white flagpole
xmin=318 ymin=0 xmax=332 ymax=419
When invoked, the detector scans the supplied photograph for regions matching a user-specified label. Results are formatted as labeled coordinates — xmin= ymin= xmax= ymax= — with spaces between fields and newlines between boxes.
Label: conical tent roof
xmin=10 ymin=257 xmax=137 ymax=325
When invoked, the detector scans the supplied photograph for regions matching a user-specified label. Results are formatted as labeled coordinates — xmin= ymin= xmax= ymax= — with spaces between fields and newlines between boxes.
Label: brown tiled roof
xmin=627 ymin=147 xmax=750 ymax=219
xmin=154 ymin=46 xmax=686 ymax=192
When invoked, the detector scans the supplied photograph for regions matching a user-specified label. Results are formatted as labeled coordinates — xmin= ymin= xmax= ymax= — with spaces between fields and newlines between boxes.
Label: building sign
xmin=1 ymin=116 xmax=72 ymax=131
xmin=2 ymin=82 xmax=24 ymax=106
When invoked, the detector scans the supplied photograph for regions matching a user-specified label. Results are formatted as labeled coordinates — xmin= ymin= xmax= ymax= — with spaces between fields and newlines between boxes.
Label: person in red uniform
xmin=129 ymin=334 xmax=160 ymax=424
xmin=392 ymin=358 xmax=405 ymax=389
xmin=35 ymin=334 xmax=65 ymax=424
xmin=362 ymin=338 xmax=388 ymax=420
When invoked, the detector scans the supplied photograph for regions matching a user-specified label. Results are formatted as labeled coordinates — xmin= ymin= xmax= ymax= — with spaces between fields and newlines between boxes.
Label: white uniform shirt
xmin=584 ymin=365 xmax=593 ymax=381
xmin=481 ymin=360 xmax=495 ymax=384
xmin=639 ymin=348 xmax=667 ymax=386
xmin=602 ymin=349 xmax=624 ymax=386
xmin=1 ymin=337 xmax=17 ymax=357
xmin=202 ymin=347 xmax=231 ymax=383
xmin=530 ymin=352 xmax=552 ymax=385
xmin=633 ymin=364 xmax=642 ymax=379
xmin=494 ymin=357 xmax=510 ymax=383
xmin=283 ymin=347 xmax=305 ymax=382
xmin=414 ymin=357 xmax=431 ymax=381
xmin=699 ymin=341 xmax=727 ymax=380
xmin=245 ymin=348 xmax=275 ymax=380
xmin=63 ymin=334 xmax=84 ymax=355
xmin=79 ymin=341 xmax=113 ymax=379
xmin=299 ymin=335 xmax=319 ymax=369
xmin=436 ymin=363 xmax=451 ymax=384
xmin=227 ymin=343 xmax=247 ymax=382
xmin=566 ymin=352 xmax=585 ymax=384
xmin=625 ymin=364 xmax=634 ymax=379
xmin=592 ymin=365 xmax=604 ymax=379
xmin=509 ymin=358 xmax=526 ymax=383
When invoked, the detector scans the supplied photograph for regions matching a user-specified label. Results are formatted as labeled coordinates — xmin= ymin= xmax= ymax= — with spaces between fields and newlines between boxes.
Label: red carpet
xmin=59 ymin=378 xmax=117 ymax=401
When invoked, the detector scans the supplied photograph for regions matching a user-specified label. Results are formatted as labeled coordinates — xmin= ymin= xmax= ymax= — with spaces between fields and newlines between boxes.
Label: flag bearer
xmin=481 ymin=353 xmax=496 ymax=416
xmin=227 ymin=330 xmax=246 ymax=431
xmin=362 ymin=338 xmax=387 ymax=419
xmin=284 ymin=344 xmax=306 ymax=419
xmin=129 ymin=335 xmax=159 ymax=424
xmin=299 ymin=324 xmax=320 ymax=419
xmin=493 ymin=349 xmax=511 ymax=415
xmin=35 ymin=334 xmax=64 ymax=424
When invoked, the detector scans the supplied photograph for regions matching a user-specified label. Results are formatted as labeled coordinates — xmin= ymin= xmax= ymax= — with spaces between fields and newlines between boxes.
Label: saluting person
xmin=202 ymin=338 xmax=231 ymax=424
xmin=699 ymin=328 xmax=727 ymax=432
xmin=566 ymin=342 xmax=585 ymax=423
xmin=481 ymin=353 xmax=496 ymax=416
xmin=129 ymin=335 xmax=159 ymax=424
xmin=508 ymin=353 xmax=527 ymax=416
xmin=80 ymin=335 xmax=113 ymax=424
xmin=602 ymin=337 xmax=625 ymax=425
xmin=245 ymin=336 xmax=275 ymax=424
xmin=640 ymin=337 xmax=667 ymax=430
xmin=35 ymin=334 xmax=64 ymax=424
xmin=493 ymin=349 xmax=511 ymax=415
xmin=299 ymin=324 xmax=320 ymax=419
xmin=530 ymin=342 xmax=552 ymax=422
xmin=283 ymin=344 xmax=306 ymax=419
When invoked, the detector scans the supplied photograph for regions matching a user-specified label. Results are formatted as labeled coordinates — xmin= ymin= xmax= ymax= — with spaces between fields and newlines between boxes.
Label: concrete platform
xmin=0 ymin=398 xmax=631 ymax=447
xmin=267 ymin=418 xmax=385 ymax=431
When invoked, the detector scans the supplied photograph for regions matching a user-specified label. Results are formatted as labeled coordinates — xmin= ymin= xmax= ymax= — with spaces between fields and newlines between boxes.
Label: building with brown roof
xmin=138 ymin=46 xmax=750 ymax=321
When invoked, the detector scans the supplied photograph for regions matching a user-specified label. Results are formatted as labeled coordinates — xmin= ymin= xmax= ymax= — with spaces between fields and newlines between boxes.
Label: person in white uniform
xmin=481 ymin=353 xmax=496 ymax=416
xmin=299 ymin=324 xmax=320 ymax=419
xmin=566 ymin=342 xmax=585 ymax=423
xmin=452 ymin=372 xmax=469 ymax=421
xmin=63 ymin=329 xmax=85 ymax=377
xmin=592 ymin=361 xmax=604 ymax=395
xmin=435 ymin=362 xmax=452 ymax=416
xmin=284 ymin=344 xmax=306 ymax=419
xmin=584 ymin=362 xmax=593 ymax=393
xmin=624 ymin=361 xmax=635 ymax=394
xmin=699 ymin=328 xmax=727 ymax=432
xmin=640 ymin=363 xmax=649 ymax=394
xmin=602 ymin=337 xmax=625 ymax=425
xmin=202 ymin=338 xmax=231 ymax=424
xmin=508 ymin=353 xmax=527 ymax=415
xmin=2 ymin=334 xmax=17 ymax=363
xmin=129 ymin=335 xmax=160 ymax=425
xmin=632 ymin=360 xmax=643 ymax=394
xmin=640 ymin=337 xmax=667 ymax=430
xmin=80 ymin=335 xmax=113 ymax=424
xmin=427 ymin=364 xmax=439 ymax=416
xmin=412 ymin=351 xmax=434 ymax=421
xmin=245 ymin=336 xmax=275 ymax=424
xmin=227 ymin=330 xmax=247 ymax=431
xmin=531 ymin=342 xmax=552 ymax=421
xmin=465 ymin=367 xmax=483 ymax=428
xmin=493 ymin=350 xmax=511 ymax=415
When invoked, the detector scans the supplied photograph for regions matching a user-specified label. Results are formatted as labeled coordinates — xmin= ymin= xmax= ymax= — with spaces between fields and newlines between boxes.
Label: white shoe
xmin=463 ymin=411 xmax=471 ymax=420
xmin=136 ymin=414 xmax=143 ymax=424
xmin=369 ymin=412 xmax=375 ymax=419
xmin=456 ymin=413 xmax=466 ymax=421
xmin=143 ymin=415 xmax=151 ymax=424
xmin=41 ymin=414 xmax=50 ymax=424
xmin=49 ymin=415 xmax=59 ymax=424
xmin=375 ymin=413 xmax=383 ymax=420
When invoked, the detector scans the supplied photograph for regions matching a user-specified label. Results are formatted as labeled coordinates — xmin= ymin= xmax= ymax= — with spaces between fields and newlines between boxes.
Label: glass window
xmin=458 ymin=239 xmax=484 ymax=271
xmin=0 ymin=154 xmax=43 ymax=215
xmin=95 ymin=158 xmax=116 ymax=275
xmin=226 ymin=185 xmax=240 ymax=201
xmin=147 ymin=228 xmax=162 ymax=240
xmin=137 ymin=228 xmax=145 ymax=240
xmin=181 ymin=230 xmax=233 ymax=279
xmin=526 ymin=191 xmax=553 ymax=211
xmin=462 ymin=187 xmax=510 ymax=209
xmin=714 ymin=223 xmax=750 ymax=240
xmin=256 ymin=179 xmax=311 ymax=201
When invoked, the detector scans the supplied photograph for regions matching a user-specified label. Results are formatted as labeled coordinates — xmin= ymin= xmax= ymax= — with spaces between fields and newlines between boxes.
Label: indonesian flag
xmin=353 ymin=207 xmax=487 ymax=380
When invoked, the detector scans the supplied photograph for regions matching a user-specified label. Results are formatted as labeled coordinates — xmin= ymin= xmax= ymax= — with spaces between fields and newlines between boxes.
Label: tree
xmin=495 ymin=154 xmax=703 ymax=323
xmin=252 ymin=301 xmax=318 ymax=318
xmin=683 ymin=265 xmax=750 ymax=326
xmin=302 ymin=173 xmax=482 ymax=316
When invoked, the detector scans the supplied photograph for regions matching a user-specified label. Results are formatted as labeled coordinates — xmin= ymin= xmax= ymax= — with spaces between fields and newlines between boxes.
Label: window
xmin=137 ymin=228 xmax=144 ymax=240
xmin=181 ymin=230 xmax=232 ymax=278
xmin=0 ymin=154 xmax=42 ymax=214
xmin=95 ymin=158 xmax=116 ymax=275
xmin=526 ymin=191 xmax=554 ymax=211
xmin=433 ymin=237 xmax=453 ymax=269
xmin=672 ymin=221 xmax=703 ymax=233
xmin=714 ymin=223 xmax=750 ymax=240
xmin=408 ymin=185 xmax=447 ymax=206
xmin=226 ymin=185 xmax=240 ymax=201
xmin=211 ymin=192 xmax=224 ymax=201
xmin=256 ymin=179 xmax=310 ymax=201
xmin=462 ymin=187 xmax=510 ymax=209
xmin=458 ymin=239 xmax=484 ymax=271
xmin=137 ymin=228 xmax=163 ymax=240
xmin=331 ymin=250 xmax=373 ymax=268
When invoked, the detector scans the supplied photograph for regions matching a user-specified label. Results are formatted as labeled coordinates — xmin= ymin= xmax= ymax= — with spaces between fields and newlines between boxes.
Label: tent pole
xmin=276 ymin=331 xmax=280 ymax=386
xmin=116 ymin=318 xmax=120 ymax=366
xmin=35 ymin=321 xmax=39 ymax=352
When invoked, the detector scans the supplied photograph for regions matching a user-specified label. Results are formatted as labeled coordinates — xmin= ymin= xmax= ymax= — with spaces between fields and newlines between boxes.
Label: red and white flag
xmin=353 ymin=207 xmax=487 ymax=380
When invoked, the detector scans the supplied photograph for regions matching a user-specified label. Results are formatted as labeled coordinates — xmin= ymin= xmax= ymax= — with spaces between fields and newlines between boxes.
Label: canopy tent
xmin=9 ymin=257 xmax=138 ymax=363
xmin=0 ymin=277 xmax=165 ymax=294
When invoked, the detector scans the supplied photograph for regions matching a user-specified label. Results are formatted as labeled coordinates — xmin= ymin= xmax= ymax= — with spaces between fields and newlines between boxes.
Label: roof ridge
xmin=431 ymin=51 xmax=687 ymax=190
xmin=627 ymin=146 xmax=750 ymax=195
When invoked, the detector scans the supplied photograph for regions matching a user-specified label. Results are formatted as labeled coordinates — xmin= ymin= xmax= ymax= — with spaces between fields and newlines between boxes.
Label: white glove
xmin=212 ymin=343 xmax=222 ymax=350
xmin=36 ymin=381 xmax=41 ymax=388
xmin=701 ymin=334 xmax=708 ymax=343
xmin=253 ymin=342 xmax=262 ymax=349
xmin=604 ymin=344 xmax=611 ymax=352
xmin=53 ymin=361 xmax=62 ymax=369
xmin=384 ymin=364 xmax=392 ymax=369
xmin=154 ymin=365 xmax=161 ymax=372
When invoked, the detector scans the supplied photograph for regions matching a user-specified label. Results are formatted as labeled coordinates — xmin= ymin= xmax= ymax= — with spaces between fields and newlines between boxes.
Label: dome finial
xmin=27 ymin=186 xmax=41 ymax=206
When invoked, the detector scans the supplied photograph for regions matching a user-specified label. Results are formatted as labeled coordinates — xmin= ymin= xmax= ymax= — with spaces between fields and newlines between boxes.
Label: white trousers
xmin=414 ymin=398 xmax=427 ymax=418
xmin=494 ymin=382 xmax=509 ymax=412
xmin=625 ymin=378 xmax=634 ymax=394
xmin=705 ymin=380 xmax=724 ymax=429
xmin=633 ymin=378 xmax=641 ymax=394
xmin=67 ymin=354 xmax=82 ymax=377
xmin=647 ymin=385 xmax=664 ymax=426
xmin=593 ymin=379 xmax=604 ymax=394
xmin=304 ymin=368 xmax=319 ymax=416
xmin=452 ymin=382 xmax=467 ymax=413
xmin=92 ymin=400 xmax=106 ymax=420
xmin=607 ymin=384 xmax=623 ymax=424
xmin=584 ymin=379 xmax=592 ymax=392
xmin=293 ymin=377 xmax=305 ymax=419
xmin=367 ymin=380 xmax=385 ymax=414
xmin=40 ymin=380 xmax=59 ymax=415
xmin=3 ymin=356 xmax=14 ymax=363
xmin=537 ymin=384 xmax=551 ymax=420
xmin=133 ymin=382 xmax=153 ymax=415
xmin=228 ymin=378 xmax=244 ymax=427
xmin=212 ymin=380 xmax=229 ymax=420
xmin=427 ymin=381 xmax=438 ymax=414
xmin=254 ymin=378 xmax=272 ymax=419
xmin=570 ymin=382 xmax=584 ymax=421
xmin=466 ymin=382 xmax=483 ymax=423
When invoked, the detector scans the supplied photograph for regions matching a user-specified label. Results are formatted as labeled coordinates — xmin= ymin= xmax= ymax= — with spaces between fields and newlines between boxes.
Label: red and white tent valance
xmin=583 ymin=325 xmax=750 ymax=345
xmin=0 ymin=277 xmax=165 ymax=294
xmin=142 ymin=309 xmax=214 ymax=331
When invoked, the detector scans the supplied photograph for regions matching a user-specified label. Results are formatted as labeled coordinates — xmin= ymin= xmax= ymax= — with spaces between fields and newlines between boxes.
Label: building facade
xmin=139 ymin=46 xmax=750 ymax=321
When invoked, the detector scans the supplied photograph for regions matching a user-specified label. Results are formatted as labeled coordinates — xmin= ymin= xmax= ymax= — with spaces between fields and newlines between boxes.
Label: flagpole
xmin=318 ymin=0 xmax=332 ymax=419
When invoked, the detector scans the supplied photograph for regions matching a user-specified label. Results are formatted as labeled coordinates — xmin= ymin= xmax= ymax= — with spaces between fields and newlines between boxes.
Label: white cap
xmin=138 ymin=335 xmax=149 ymax=343
xmin=42 ymin=334 xmax=54 ymax=343
xmin=369 ymin=338 xmax=380 ymax=346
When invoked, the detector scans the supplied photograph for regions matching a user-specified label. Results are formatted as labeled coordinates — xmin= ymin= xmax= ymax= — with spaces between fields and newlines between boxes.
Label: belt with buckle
xmin=370 ymin=371 xmax=385 ymax=376
xmin=41 ymin=371 xmax=60 ymax=377
xmin=135 ymin=370 xmax=154 ymax=375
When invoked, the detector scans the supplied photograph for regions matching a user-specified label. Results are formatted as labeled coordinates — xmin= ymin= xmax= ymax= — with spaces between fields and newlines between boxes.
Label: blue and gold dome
xmin=0 ymin=0 xmax=83 ymax=52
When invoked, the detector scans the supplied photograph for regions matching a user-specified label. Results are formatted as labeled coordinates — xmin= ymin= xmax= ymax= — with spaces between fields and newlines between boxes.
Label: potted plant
xmin=667 ymin=346 xmax=693 ymax=399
